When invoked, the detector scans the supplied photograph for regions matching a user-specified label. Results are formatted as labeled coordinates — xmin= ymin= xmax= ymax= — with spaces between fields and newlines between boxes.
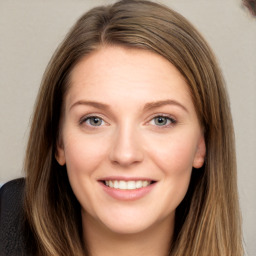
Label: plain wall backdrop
xmin=0 ymin=0 xmax=255 ymax=255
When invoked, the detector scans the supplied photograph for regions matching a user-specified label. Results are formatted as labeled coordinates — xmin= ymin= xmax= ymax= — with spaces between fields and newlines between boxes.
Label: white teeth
xmin=104 ymin=180 xmax=151 ymax=190
xmin=119 ymin=181 xmax=127 ymax=189
xmin=127 ymin=181 xmax=136 ymax=190
xmin=142 ymin=181 xmax=149 ymax=187
xmin=114 ymin=180 xmax=119 ymax=189
xmin=136 ymin=180 xmax=142 ymax=188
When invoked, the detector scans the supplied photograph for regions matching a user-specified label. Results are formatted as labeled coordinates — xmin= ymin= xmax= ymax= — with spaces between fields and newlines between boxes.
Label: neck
xmin=82 ymin=211 xmax=174 ymax=256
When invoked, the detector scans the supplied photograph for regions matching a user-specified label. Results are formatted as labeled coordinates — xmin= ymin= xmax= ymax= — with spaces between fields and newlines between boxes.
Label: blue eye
xmin=84 ymin=116 xmax=104 ymax=126
xmin=151 ymin=116 xmax=175 ymax=126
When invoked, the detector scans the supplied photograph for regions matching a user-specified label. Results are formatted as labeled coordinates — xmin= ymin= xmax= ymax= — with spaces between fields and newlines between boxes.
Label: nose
xmin=109 ymin=125 xmax=144 ymax=167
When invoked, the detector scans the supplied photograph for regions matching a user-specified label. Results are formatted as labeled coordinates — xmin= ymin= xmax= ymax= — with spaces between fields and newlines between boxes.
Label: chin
xmin=94 ymin=208 xmax=174 ymax=236
xmin=105 ymin=220 xmax=153 ymax=235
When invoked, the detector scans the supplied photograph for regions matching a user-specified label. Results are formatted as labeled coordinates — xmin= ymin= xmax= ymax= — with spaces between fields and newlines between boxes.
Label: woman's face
xmin=56 ymin=46 xmax=205 ymax=235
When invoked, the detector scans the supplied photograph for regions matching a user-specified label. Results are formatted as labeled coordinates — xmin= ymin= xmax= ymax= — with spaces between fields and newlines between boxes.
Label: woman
xmin=0 ymin=0 xmax=243 ymax=255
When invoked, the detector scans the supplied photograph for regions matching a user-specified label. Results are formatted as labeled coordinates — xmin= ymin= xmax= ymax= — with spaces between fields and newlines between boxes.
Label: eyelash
xmin=79 ymin=114 xmax=177 ymax=128
xmin=149 ymin=115 xmax=177 ymax=127
xmin=79 ymin=115 xmax=106 ymax=127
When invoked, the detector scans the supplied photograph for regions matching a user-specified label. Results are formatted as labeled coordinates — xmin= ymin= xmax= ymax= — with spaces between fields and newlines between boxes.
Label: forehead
xmin=66 ymin=46 xmax=193 ymax=111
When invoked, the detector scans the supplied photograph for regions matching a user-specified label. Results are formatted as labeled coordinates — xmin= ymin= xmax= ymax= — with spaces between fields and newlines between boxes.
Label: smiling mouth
xmin=101 ymin=180 xmax=156 ymax=190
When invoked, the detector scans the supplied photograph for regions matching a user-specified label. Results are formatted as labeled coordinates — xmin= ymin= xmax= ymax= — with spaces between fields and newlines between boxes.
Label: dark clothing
xmin=0 ymin=178 xmax=26 ymax=256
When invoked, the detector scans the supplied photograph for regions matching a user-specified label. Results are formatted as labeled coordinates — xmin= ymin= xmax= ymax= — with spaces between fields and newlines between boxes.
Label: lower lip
xmin=99 ymin=182 xmax=156 ymax=201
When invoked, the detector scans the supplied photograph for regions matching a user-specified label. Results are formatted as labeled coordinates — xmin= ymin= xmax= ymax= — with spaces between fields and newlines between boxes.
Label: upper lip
xmin=98 ymin=176 xmax=157 ymax=182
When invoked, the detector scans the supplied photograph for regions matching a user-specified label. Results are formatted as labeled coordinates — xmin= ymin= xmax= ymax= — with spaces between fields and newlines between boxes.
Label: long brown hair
xmin=24 ymin=0 xmax=243 ymax=255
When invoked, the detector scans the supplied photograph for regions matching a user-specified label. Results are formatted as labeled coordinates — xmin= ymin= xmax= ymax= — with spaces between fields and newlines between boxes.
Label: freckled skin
xmin=56 ymin=46 xmax=206 ymax=237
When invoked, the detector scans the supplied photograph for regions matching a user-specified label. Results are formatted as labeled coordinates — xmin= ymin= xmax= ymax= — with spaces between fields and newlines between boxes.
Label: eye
xmin=150 ymin=115 xmax=176 ymax=127
xmin=83 ymin=116 xmax=105 ymax=127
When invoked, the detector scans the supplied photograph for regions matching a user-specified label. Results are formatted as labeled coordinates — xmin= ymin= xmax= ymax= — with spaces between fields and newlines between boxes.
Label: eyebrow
xmin=143 ymin=99 xmax=188 ymax=113
xmin=69 ymin=99 xmax=188 ymax=113
xmin=69 ymin=100 xmax=110 ymax=111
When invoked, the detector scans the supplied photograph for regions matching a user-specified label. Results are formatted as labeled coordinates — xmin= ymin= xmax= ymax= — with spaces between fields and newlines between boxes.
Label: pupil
xmin=156 ymin=117 xmax=167 ymax=125
xmin=91 ymin=117 xmax=101 ymax=126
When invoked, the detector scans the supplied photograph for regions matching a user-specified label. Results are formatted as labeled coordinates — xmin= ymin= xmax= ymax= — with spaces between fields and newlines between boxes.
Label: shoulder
xmin=0 ymin=178 xmax=25 ymax=216
xmin=0 ymin=178 xmax=25 ymax=198
xmin=0 ymin=178 xmax=27 ymax=256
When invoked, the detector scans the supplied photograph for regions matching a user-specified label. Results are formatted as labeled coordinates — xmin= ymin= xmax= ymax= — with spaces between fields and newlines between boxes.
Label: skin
xmin=56 ymin=46 xmax=206 ymax=256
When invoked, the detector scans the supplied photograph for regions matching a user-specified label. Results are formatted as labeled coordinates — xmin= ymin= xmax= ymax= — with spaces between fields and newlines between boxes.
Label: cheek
xmin=141 ymin=133 xmax=197 ymax=220
xmin=148 ymin=133 xmax=198 ymax=175
xmin=63 ymin=134 xmax=110 ymax=216
xmin=63 ymin=133 xmax=109 ymax=177
xmin=149 ymin=134 xmax=197 ymax=212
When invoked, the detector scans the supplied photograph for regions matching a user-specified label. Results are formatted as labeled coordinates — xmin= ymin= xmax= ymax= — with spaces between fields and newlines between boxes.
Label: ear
xmin=55 ymin=139 xmax=66 ymax=166
xmin=193 ymin=134 xmax=206 ymax=169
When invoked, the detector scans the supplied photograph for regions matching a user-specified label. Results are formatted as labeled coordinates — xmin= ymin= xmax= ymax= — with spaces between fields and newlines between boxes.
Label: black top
xmin=0 ymin=178 xmax=27 ymax=256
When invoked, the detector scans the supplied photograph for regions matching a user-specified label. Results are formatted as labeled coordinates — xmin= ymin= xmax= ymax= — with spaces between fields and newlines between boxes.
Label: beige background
xmin=0 ymin=0 xmax=255 ymax=255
